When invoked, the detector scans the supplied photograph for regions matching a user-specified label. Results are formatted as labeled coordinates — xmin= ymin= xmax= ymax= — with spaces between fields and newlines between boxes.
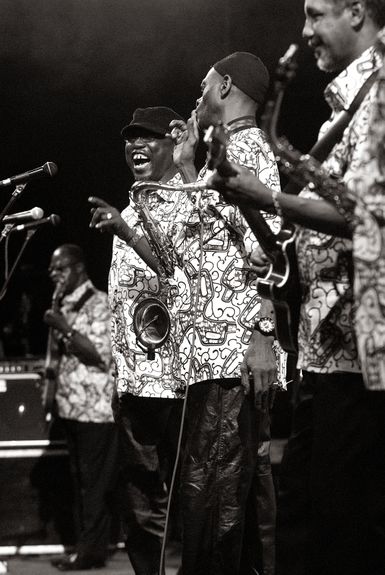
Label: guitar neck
xmin=243 ymin=207 xmax=280 ymax=260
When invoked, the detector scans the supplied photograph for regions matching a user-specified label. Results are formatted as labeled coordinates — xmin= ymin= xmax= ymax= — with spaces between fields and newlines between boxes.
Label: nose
xmin=133 ymin=137 xmax=147 ymax=147
xmin=302 ymin=17 xmax=313 ymax=40
xmin=50 ymin=270 xmax=58 ymax=282
xmin=196 ymin=96 xmax=202 ymax=108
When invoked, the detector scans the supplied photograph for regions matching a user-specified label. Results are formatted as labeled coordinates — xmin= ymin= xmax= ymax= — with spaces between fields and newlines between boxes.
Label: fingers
xmin=168 ymin=120 xmax=188 ymax=144
xmin=249 ymin=248 xmax=271 ymax=276
xmin=250 ymin=247 xmax=270 ymax=266
xmin=250 ymin=369 xmax=277 ymax=412
xmin=190 ymin=110 xmax=199 ymax=137
xmin=269 ymin=386 xmax=277 ymax=410
xmin=168 ymin=114 xmax=199 ymax=146
xmin=240 ymin=366 xmax=250 ymax=396
xmin=88 ymin=197 xmax=118 ymax=231
xmin=188 ymin=112 xmax=199 ymax=139
xmin=169 ymin=119 xmax=187 ymax=131
xmin=88 ymin=196 xmax=109 ymax=208
xmin=248 ymin=264 xmax=270 ymax=277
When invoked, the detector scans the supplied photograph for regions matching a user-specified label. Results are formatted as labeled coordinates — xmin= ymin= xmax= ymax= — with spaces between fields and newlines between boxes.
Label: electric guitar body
xmin=255 ymin=226 xmax=300 ymax=355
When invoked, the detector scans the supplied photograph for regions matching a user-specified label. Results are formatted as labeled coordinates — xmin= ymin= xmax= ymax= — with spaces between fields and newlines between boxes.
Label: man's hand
xmin=88 ymin=196 xmax=132 ymax=242
xmin=240 ymin=330 xmax=277 ymax=411
xmin=169 ymin=111 xmax=199 ymax=182
xmin=249 ymin=246 xmax=272 ymax=277
xmin=44 ymin=309 xmax=70 ymax=334
xmin=207 ymin=163 xmax=266 ymax=207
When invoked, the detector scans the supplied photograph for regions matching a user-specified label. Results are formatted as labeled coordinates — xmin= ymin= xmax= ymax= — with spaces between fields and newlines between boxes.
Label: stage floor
xmin=2 ymin=548 xmax=181 ymax=574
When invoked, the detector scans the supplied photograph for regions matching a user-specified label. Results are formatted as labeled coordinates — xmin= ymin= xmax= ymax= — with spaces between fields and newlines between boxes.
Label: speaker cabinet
xmin=0 ymin=372 xmax=51 ymax=443
xmin=0 ymin=371 xmax=75 ymax=546
xmin=0 ymin=450 xmax=75 ymax=547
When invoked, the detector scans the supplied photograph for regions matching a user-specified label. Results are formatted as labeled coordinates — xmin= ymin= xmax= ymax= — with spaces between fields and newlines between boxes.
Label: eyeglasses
xmin=48 ymin=260 xmax=77 ymax=274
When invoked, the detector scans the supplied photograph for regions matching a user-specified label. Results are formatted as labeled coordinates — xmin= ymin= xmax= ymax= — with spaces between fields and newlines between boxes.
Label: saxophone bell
xmin=133 ymin=297 xmax=171 ymax=360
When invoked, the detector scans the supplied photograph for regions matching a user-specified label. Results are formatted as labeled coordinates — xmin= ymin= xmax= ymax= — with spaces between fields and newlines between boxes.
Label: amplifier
xmin=0 ymin=356 xmax=45 ymax=375
xmin=0 ymin=369 xmax=65 ymax=445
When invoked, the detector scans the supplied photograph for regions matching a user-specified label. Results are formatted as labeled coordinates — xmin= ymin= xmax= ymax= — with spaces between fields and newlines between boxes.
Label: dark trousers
xmin=180 ymin=379 xmax=275 ymax=575
xmin=61 ymin=418 xmax=119 ymax=562
xmin=113 ymin=393 xmax=183 ymax=575
xmin=276 ymin=371 xmax=385 ymax=575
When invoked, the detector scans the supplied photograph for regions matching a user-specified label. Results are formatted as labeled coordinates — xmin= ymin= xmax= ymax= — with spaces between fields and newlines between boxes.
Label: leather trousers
xmin=180 ymin=379 xmax=276 ymax=575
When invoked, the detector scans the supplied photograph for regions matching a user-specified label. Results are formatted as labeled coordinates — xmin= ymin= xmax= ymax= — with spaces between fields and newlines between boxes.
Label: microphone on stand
xmin=3 ymin=207 xmax=44 ymax=224
xmin=0 ymin=162 xmax=58 ymax=188
xmin=9 ymin=214 xmax=61 ymax=233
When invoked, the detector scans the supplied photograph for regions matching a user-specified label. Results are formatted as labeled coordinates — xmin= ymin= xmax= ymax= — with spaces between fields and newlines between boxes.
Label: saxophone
xmin=130 ymin=180 xmax=205 ymax=359
xmin=261 ymin=44 xmax=357 ymax=228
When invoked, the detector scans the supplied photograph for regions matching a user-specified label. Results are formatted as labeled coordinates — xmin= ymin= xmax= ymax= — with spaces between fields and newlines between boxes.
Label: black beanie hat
xmin=213 ymin=51 xmax=270 ymax=105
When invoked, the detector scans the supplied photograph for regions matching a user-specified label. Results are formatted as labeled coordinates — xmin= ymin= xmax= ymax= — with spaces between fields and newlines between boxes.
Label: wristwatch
xmin=254 ymin=316 xmax=275 ymax=337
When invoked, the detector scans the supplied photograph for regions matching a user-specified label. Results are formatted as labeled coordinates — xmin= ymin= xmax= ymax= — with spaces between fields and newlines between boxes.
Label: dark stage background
xmin=0 ymin=0 xmax=332 ymax=357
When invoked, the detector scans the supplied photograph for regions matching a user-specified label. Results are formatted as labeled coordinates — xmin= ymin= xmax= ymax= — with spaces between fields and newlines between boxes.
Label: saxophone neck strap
xmin=310 ymin=69 xmax=379 ymax=163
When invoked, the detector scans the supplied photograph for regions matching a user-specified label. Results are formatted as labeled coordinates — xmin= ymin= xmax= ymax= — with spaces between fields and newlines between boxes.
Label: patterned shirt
xmin=56 ymin=279 xmax=114 ymax=422
xmin=348 ymin=30 xmax=385 ymax=390
xmin=109 ymin=173 xmax=194 ymax=398
xmin=296 ymin=46 xmax=382 ymax=374
xmin=178 ymin=117 xmax=286 ymax=384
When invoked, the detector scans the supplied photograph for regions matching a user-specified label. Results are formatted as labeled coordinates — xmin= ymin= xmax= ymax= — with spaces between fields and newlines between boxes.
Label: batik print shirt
xmin=348 ymin=31 xmax=385 ymax=390
xmin=109 ymin=173 xmax=193 ymax=398
xmin=296 ymin=46 xmax=382 ymax=374
xmin=178 ymin=118 xmax=286 ymax=385
xmin=56 ymin=279 xmax=114 ymax=422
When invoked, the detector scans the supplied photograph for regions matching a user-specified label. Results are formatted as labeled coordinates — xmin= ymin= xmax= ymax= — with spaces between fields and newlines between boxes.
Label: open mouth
xmin=132 ymin=152 xmax=151 ymax=171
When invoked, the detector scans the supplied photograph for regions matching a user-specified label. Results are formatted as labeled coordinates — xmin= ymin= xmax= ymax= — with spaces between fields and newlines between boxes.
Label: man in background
xmin=44 ymin=243 xmax=117 ymax=571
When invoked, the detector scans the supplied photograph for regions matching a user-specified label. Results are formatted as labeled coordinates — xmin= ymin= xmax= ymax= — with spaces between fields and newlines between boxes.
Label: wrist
xmin=120 ymin=226 xmax=141 ymax=247
xmin=178 ymin=163 xmax=198 ymax=183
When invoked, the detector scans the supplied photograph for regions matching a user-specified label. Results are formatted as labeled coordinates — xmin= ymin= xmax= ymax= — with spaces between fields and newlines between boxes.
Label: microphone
xmin=9 ymin=214 xmax=61 ymax=233
xmin=3 ymin=207 xmax=44 ymax=223
xmin=0 ymin=162 xmax=58 ymax=188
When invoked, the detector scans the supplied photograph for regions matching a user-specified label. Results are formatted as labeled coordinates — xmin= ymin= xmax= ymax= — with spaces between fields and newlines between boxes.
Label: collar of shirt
xmin=226 ymin=115 xmax=257 ymax=134
xmin=61 ymin=279 xmax=94 ymax=311
xmin=324 ymin=45 xmax=381 ymax=112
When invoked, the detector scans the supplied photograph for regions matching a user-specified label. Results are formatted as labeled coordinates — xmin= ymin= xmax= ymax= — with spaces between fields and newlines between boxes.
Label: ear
xmin=348 ymin=0 xmax=365 ymax=28
xmin=220 ymin=74 xmax=232 ymax=99
xmin=75 ymin=261 xmax=85 ymax=274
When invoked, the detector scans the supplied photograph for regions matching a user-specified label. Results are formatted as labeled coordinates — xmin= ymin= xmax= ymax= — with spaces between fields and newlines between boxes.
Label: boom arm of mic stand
xmin=0 ymin=227 xmax=37 ymax=302
xmin=0 ymin=183 xmax=27 ymax=224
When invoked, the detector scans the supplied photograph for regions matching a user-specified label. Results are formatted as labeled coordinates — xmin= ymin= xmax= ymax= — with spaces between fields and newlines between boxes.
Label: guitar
xmin=42 ymin=282 xmax=63 ymax=419
xmin=204 ymin=122 xmax=300 ymax=355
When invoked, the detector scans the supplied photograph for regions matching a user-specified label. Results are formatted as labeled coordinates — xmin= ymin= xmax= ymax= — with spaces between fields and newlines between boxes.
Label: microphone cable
xmin=159 ymin=195 xmax=206 ymax=575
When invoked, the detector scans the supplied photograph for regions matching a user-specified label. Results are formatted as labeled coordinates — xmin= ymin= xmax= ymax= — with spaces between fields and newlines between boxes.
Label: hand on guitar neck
xmin=42 ymin=282 xmax=65 ymax=418
xmin=51 ymin=281 xmax=65 ymax=310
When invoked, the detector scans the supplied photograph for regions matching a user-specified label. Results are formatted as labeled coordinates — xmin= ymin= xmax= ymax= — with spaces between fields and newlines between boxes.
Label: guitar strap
xmin=51 ymin=288 xmax=95 ymax=358
xmin=285 ymin=69 xmax=379 ymax=194
xmin=71 ymin=287 xmax=95 ymax=313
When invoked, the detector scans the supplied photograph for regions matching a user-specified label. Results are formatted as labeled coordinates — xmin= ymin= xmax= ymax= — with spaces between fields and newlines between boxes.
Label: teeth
xmin=133 ymin=153 xmax=148 ymax=160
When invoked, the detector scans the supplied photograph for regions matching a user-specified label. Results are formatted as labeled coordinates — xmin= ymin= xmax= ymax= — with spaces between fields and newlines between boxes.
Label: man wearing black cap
xmin=170 ymin=52 xmax=285 ymax=575
xmin=89 ymin=106 xmax=192 ymax=575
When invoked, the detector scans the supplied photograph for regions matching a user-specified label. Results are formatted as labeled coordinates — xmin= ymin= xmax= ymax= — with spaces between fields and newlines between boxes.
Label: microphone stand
xmin=0 ymin=229 xmax=37 ymax=301
xmin=0 ymin=183 xmax=27 ymax=224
